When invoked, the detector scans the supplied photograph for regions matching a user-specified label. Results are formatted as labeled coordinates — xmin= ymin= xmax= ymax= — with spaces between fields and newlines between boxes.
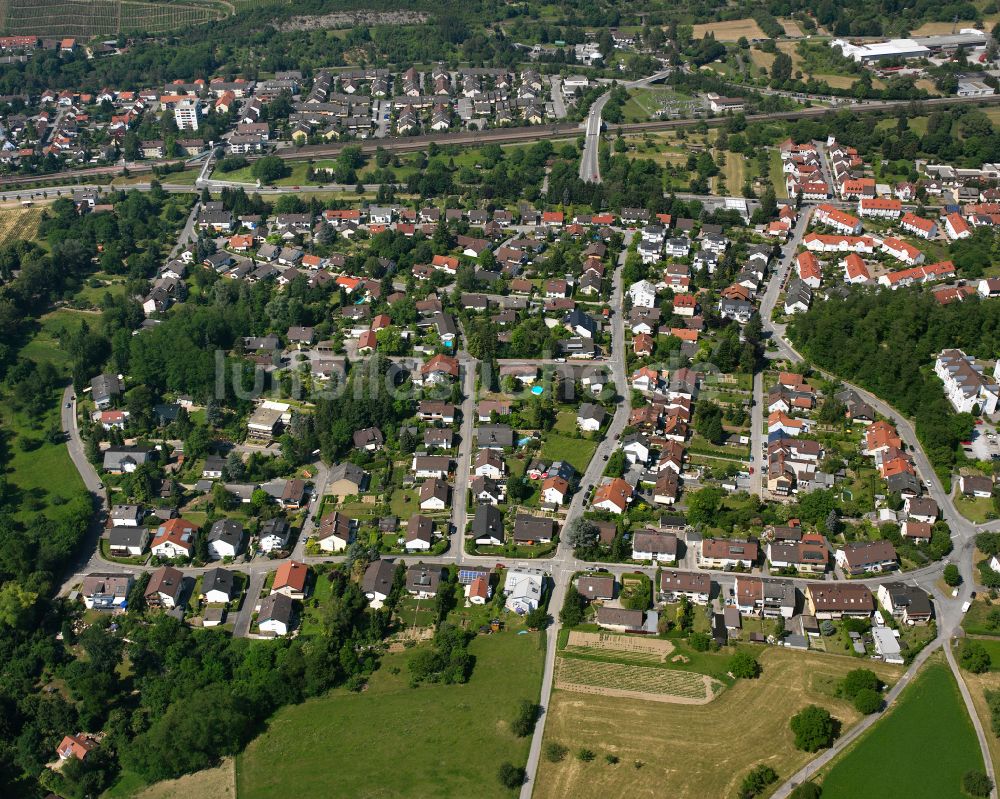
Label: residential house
xmin=362 ymin=559 xmax=397 ymax=608
xmin=877 ymin=582 xmax=933 ymax=624
xmin=504 ymin=569 xmax=543 ymax=613
xmin=805 ymin=583 xmax=874 ymax=619
xmin=577 ymin=402 xmax=607 ymax=432
xmin=699 ymin=538 xmax=759 ymax=570
xmin=108 ymin=526 xmax=149 ymax=558
xmin=512 ymin=514 xmax=554 ymax=545
xmin=258 ymin=592 xmax=294 ymax=636
xmin=472 ymin=503 xmax=505 ymax=546
xmin=207 ymin=518 xmax=245 ymax=560
xmin=201 ymin=567 xmax=235 ymax=604
xmin=80 ymin=573 xmax=133 ymax=610
xmin=316 ymin=511 xmax=353 ymax=552
xmin=150 ymin=517 xmax=197 ymax=559
xmin=145 ymin=566 xmax=185 ymax=609
xmin=592 ymin=478 xmax=633 ymax=514
xmin=632 ymin=531 xmax=678 ymax=563
xmin=577 ymin=575 xmax=615 ymax=600
xmin=596 ymin=607 xmax=645 ymax=632
xmin=406 ymin=563 xmax=442 ymax=598
xmin=659 ymin=570 xmax=711 ymax=604
xmin=327 ymin=462 xmax=367 ymax=498
xmin=353 ymin=426 xmax=384 ymax=452
xmin=405 ymin=514 xmax=435 ymax=551
xmin=272 ymin=560 xmax=309 ymax=600
xmin=734 ymin=576 xmax=797 ymax=618
xmin=835 ymin=540 xmax=897 ymax=576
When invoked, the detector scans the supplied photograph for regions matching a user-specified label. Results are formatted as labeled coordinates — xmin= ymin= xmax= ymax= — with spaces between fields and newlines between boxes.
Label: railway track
xmin=3 ymin=92 xmax=998 ymax=188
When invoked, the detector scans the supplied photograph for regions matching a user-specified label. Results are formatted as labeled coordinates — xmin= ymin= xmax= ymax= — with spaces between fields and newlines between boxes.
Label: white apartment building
xmin=935 ymin=349 xmax=999 ymax=415
xmin=173 ymin=99 xmax=201 ymax=131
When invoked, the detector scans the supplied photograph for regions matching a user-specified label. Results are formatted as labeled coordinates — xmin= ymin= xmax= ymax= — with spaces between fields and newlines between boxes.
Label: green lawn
xmin=540 ymin=432 xmax=598 ymax=474
xmin=236 ymin=632 xmax=545 ymax=799
xmin=768 ymin=149 xmax=788 ymax=198
xmin=819 ymin=659 xmax=983 ymax=799
xmin=2 ymin=312 xmax=86 ymax=525
xmin=955 ymin=494 xmax=994 ymax=524
xmin=552 ymin=409 xmax=580 ymax=435
xmin=971 ymin=637 xmax=1000 ymax=670
xmin=963 ymin=600 xmax=1000 ymax=637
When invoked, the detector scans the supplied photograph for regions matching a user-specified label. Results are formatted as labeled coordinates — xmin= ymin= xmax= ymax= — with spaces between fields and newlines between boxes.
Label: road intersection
xmin=46 ymin=156 xmax=997 ymax=793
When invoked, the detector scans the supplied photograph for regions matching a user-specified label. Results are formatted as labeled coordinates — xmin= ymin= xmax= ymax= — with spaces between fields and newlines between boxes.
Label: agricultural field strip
xmin=563 ymin=644 xmax=666 ymax=665
xmin=555 ymin=658 xmax=713 ymax=700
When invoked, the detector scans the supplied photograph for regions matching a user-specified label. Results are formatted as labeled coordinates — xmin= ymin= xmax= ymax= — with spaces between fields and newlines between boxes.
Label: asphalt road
xmin=50 ymin=179 xmax=998 ymax=790
xmin=579 ymin=69 xmax=673 ymax=184
xmin=759 ymin=205 xmax=997 ymax=798
xmin=519 ymin=230 xmax=633 ymax=798
xmin=9 ymin=92 xmax=1000 ymax=190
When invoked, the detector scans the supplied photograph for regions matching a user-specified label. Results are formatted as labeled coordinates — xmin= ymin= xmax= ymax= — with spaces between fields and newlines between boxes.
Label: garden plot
xmin=555 ymin=657 xmax=723 ymax=704
xmin=565 ymin=630 xmax=674 ymax=664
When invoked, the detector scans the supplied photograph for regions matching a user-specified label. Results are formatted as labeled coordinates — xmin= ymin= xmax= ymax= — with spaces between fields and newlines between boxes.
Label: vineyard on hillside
xmin=0 ymin=0 xmax=288 ymax=37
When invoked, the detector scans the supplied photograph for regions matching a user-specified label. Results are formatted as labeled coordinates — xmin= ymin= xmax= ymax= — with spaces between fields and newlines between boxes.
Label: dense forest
xmin=0 ymin=561 xmax=401 ymax=798
xmin=788 ymin=287 xmax=999 ymax=473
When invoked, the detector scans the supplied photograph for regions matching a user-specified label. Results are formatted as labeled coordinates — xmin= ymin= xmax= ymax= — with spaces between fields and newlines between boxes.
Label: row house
xmin=802 ymin=233 xmax=875 ymax=254
xmin=934 ymin=349 xmax=1000 ymax=414
xmin=900 ymin=212 xmax=938 ymax=239
xmin=878 ymin=260 xmax=954 ymax=289
xmin=812 ymin=204 xmax=862 ymax=236
xmin=858 ymin=197 xmax=902 ymax=219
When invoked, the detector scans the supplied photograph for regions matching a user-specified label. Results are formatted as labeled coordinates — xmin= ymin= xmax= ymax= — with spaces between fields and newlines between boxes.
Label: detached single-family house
xmin=145 ymin=566 xmax=185 ymax=609
xmin=316 ymin=511 xmax=353 ymax=552
xmin=150 ymin=517 xmax=197 ymax=559
xmin=201 ymin=567 xmax=235 ymax=604
xmin=258 ymin=592 xmax=294 ymax=636
xmin=272 ymin=560 xmax=309 ymax=600
xmin=108 ymin=526 xmax=149 ymax=558
xmin=405 ymin=514 xmax=435 ymax=551
xmin=472 ymin=503 xmax=505 ymax=546
xmin=362 ymin=559 xmax=397 ymax=609
xmin=418 ymin=478 xmax=450 ymax=511
xmin=208 ymin=518 xmax=245 ymax=560
xmin=504 ymin=569 xmax=543 ymax=614
xmin=577 ymin=402 xmax=607 ymax=432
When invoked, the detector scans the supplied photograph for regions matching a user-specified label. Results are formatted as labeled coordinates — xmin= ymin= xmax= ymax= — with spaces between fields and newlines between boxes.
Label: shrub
xmin=944 ymin=564 xmax=962 ymax=587
xmin=496 ymin=762 xmax=525 ymax=789
xmin=959 ymin=641 xmax=992 ymax=674
xmin=544 ymin=742 xmax=567 ymax=762
xmin=730 ymin=650 xmax=762 ymax=679
xmin=838 ymin=668 xmax=882 ymax=699
xmin=510 ymin=699 xmax=541 ymax=737
xmin=688 ymin=631 xmax=713 ymax=652
xmin=963 ymin=770 xmax=993 ymax=797
xmin=789 ymin=782 xmax=823 ymax=799
xmin=790 ymin=705 xmax=838 ymax=752
xmin=577 ymin=748 xmax=596 ymax=762
xmin=738 ymin=764 xmax=778 ymax=799
xmin=852 ymin=688 xmax=883 ymax=714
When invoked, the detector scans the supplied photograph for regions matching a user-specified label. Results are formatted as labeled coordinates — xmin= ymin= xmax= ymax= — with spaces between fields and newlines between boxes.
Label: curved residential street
xmin=758 ymin=212 xmax=996 ymax=797
xmin=47 ymin=165 xmax=997 ymax=795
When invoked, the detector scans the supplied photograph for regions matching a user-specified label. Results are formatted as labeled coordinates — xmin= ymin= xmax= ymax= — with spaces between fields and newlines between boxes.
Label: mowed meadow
xmin=235 ymin=632 xmax=545 ymax=799
xmin=534 ymin=647 xmax=902 ymax=799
